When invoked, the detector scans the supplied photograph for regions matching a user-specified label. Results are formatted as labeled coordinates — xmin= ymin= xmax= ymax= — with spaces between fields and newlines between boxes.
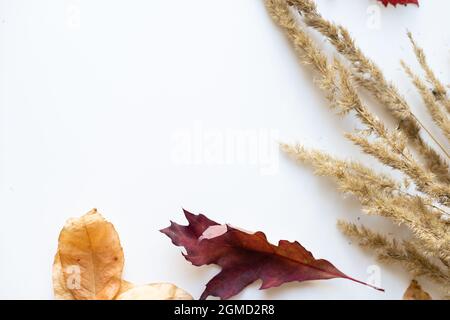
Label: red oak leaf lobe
xmin=161 ymin=210 xmax=384 ymax=300
xmin=378 ymin=0 xmax=419 ymax=6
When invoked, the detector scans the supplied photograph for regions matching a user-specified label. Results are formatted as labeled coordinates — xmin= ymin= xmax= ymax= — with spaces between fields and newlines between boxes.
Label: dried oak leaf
xmin=161 ymin=210 xmax=383 ymax=300
xmin=115 ymin=283 xmax=193 ymax=300
xmin=378 ymin=0 xmax=419 ymax=6
xmin=403 ymin=280 xmax=432 ymax=300
xmin=53 ymin=208 xmax=124 ymax=300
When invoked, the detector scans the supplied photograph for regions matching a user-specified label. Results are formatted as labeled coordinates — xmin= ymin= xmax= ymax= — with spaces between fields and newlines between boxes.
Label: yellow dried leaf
xmin=403 ymin=280 xmax=432 ymax=300
xmin=52 ymin=252 xmax=74 ymax=300
xmin=55 ymin=209 xmax=124 ymax=300
xmin=115 ymin=283 xmax=193 ymax=300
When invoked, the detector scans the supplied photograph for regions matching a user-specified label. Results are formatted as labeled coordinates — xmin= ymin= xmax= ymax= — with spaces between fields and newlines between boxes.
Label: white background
xmin=1 ymin=0 xmax=449 ymax=299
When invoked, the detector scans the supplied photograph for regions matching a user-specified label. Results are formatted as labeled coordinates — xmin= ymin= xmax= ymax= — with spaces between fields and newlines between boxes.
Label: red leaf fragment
xmin=378 ymin=0 xmax=419 ymax=7
xmin=161 ymin=210 xmax=384 ymax=300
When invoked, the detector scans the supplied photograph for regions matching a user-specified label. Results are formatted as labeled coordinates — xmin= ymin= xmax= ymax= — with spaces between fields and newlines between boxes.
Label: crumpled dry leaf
xmin=54 ymin=209 xmax=124 ymax=300
xmin=115 ymin=283 xmax=193 ymax=300
xmin=403 ymin=280 xmax=432 ymax=300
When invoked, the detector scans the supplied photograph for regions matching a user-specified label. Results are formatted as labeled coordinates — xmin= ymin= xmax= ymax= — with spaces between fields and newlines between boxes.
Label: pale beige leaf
xmin=115 ymin=283 xmax=193 ymax=300
xmin=57 ymin=208 xmax=124 ymax=300
xmin=403 ymin=280 xmax=432 ymax=300
xmin=114 ymin=280 xmax=136 ymax=298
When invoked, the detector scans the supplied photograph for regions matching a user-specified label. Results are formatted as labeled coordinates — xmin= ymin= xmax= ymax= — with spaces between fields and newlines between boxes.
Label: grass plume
xmin=266 ymin=0 xmax=450 ymax=297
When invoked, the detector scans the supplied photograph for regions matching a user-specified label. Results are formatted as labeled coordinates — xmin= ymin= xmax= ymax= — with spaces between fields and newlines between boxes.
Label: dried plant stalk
xmin=401 ymin=61 xmax=450 ymax=142
xmin=286 ymin=0 xmax=450 ymax=183
xmin=407 ymin=32 xmax=450 ymax=115
xmin=338 ymin=221 xmax=450 ymax=297
xmin=266 ymin=0 xmax=450 ymax=297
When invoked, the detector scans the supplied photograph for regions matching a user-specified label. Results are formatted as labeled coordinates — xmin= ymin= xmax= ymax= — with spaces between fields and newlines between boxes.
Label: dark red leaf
xmin=378 ymin=0 xmax=419 ymax=6
xmin=161 ymin=210 xmax=384 ymax=300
